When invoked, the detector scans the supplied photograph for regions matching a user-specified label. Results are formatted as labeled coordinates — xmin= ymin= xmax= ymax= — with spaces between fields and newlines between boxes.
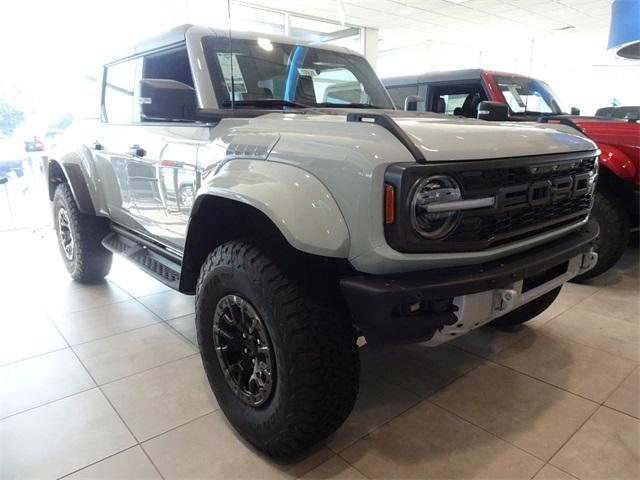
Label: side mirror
xmin=570 ymin=107 xmax=581 ymax=115
xmin=138 ymin=79 xmax=197 ymax=121
xmin=477 ymin=101 xmax=509 ymax=121
xmin=404 ymin=95 xmax=424 ymax=111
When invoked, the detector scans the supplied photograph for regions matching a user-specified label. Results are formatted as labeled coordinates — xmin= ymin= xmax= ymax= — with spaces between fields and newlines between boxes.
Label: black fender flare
xmin=47 ymin=159 xmax=96 ymax=215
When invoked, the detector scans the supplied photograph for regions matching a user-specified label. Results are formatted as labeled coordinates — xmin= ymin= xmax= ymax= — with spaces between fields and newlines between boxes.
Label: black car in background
xmin=595 ymin=106 xmax=639 ymax=120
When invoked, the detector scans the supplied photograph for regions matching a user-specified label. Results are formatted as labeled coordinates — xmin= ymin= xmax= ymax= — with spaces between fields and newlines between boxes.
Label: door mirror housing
xmin=404 ymin=95 xmax=424 ymax=111
xmin=138 ymin=79 xmax=197 ymax=121
xmin=477 ymin=101 xmax=509 ymax=121
xmin=570 ymin=107 xmax=581 ymax=115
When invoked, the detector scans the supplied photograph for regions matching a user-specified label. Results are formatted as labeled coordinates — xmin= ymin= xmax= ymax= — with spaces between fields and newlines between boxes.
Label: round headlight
xmin=411 ymin=174 xmax=461 ymax=239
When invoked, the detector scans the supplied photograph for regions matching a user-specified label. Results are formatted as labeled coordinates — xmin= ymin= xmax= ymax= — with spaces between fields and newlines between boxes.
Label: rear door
xmin=94 ymin=58 xmax=141 ymax=228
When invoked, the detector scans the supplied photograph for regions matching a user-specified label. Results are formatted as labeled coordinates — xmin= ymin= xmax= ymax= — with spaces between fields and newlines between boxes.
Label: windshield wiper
xmin=222 ymin=99 xmax=311 ymax=109
xmin=315 ymin=102 xmax=381 ymax=109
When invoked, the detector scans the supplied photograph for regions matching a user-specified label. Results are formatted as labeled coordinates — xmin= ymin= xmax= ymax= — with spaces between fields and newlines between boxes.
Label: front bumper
xmin=340 ymin=220 xmax=599 ymax=346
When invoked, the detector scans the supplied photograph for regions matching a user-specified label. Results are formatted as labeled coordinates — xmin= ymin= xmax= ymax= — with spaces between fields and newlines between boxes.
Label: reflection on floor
xmin=0 ymin=229 xmax=638 ymax=479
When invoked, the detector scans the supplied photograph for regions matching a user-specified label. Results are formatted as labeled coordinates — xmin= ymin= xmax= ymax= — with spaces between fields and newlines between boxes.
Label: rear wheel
xmin=573 ymin=187 xmax=629 ymax=281
xmin=491 ymin=287 xmax=562 ymax=328
xmin=196 ymin=241 xmax=360 ymax=458
xmin=53 ymin=183 xmax=112 ymax=282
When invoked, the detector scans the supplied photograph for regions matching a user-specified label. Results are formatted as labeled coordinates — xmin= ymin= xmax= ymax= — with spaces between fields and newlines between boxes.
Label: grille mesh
xmin=449 ymin=155 xmax=596 ymax=245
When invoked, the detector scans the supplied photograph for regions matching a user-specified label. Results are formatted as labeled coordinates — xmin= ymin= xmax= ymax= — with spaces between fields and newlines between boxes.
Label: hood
xmin=251 ymin=110 xmax=597 ymax=162
xmin=368 ymin=111 xmax=597 ymax=161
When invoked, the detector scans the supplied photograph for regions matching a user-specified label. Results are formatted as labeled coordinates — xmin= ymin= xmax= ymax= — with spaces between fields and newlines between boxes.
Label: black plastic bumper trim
xmin=340 ymin=220 xmax=599 ymax=346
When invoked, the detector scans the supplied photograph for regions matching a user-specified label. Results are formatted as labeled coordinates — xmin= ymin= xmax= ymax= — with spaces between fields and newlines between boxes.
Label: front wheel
xmin=573 ymin=188 xmax=629 ymax=281
xmin=53 ymin=183 xmax=112 ymax=282
xmin=196 ymin=241 xmax=360 ymax=458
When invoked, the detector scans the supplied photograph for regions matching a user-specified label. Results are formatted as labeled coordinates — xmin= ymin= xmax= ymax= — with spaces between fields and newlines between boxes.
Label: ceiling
xmin=239 ymin=0 xmax=614 ymax=51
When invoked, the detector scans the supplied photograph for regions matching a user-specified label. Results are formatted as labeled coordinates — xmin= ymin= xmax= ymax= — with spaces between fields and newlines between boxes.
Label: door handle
xmin=128 ymin=145 xmax=146 ymax=157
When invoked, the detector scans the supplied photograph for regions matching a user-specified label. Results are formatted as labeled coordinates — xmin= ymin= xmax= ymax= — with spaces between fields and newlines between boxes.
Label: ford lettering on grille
xmin=496 ymin=172 xmax=592 ymax=211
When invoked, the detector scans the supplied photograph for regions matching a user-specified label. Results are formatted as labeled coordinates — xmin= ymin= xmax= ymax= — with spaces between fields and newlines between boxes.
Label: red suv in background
xmin=384 ymin=69 xmax=639 ymax=280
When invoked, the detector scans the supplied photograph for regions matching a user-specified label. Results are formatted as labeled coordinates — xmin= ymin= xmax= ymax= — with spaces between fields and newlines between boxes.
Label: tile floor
xmin=0 ymin=229 xmax=638 ymax=479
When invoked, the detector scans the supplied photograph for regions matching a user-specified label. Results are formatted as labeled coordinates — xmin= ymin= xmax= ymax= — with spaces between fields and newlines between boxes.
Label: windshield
xmin=494 ymin=76 xmax=564 ymax=115
xmin=202 ymin=36 xmax=393 ymax=109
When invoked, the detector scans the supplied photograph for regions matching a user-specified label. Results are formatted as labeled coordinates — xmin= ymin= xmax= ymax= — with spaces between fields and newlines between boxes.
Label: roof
xmin=382 ymin=69 xmax=541 ymax=86
xmin=108 ymin=24 xmax=356 ymax=65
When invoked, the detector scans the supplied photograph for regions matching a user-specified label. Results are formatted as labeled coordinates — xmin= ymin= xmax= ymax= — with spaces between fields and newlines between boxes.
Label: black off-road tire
xmin=491 ymin=286 xmax=562 ymax=328
xmin=573 ymin=188 xmax=630 ymax=282
xmin=53 ymin=183 xmax=112 ymax=282
xmin=196 ymin=241 xmax=360 ymax=458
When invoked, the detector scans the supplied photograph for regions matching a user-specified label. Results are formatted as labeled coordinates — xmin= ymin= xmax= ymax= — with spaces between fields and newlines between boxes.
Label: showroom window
xmin=103 ymin=59 xmax=137 ymax=123
xmin=387 ymin=85 xmax=418 ymax=109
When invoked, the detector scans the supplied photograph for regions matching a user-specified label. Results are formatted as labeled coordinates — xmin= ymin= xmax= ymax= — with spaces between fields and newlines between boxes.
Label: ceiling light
xmin=257 ymin=38 xmax=273 ymax=51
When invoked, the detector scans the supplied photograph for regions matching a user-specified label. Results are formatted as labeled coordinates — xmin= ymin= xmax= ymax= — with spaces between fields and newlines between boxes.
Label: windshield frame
xmin=201 ymin=35 xmax=394 ymax=110
xmin=493 ymin=75 xmax=565 ymax=116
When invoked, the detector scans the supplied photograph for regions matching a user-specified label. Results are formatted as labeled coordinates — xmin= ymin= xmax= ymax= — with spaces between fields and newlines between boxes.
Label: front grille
xmin=383 ymin=151 xmax=598 ymax=253
xmin=451 ymin=194 xmax=592 ymax=245
xmin=457 ymin=156 xmax=596 ymax=192
xmin=448 ymin=154 xmax=596 ymax=246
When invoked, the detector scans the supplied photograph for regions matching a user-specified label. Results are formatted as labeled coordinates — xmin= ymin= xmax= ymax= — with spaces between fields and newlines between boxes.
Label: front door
xmin=125 ymin=125 xmax=203 ymax=249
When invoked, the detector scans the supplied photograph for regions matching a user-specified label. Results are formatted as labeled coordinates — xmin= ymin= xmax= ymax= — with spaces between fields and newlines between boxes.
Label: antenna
xmin=227 ymin=0 xmax=235 ymax=111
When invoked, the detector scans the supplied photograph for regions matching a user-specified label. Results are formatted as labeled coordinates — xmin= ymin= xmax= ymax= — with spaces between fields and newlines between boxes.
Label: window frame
xmin=101 ymin=42 xmax=201 ymax=126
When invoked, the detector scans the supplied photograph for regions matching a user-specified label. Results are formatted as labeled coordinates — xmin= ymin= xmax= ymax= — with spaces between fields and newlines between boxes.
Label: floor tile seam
xmin=600 ymin=363 xmax=640 ymax=407
xmin=547 ymin=404 xmax=602 ymax=468
xmin=162 ymin=319 xmax=197 ymax=346
xmin=73 ymin=351 xmax=201 ymax=388
xmin=483 ymin=357 xmax=604 ymax=405
xmin=47 ymin=319 xmax=153 ymax=478
xmin=334 ymin=451 xmax=373 ymax=479
xmin=55 ymin=445 xmax=145 ymax=480
xmin=532 ymin=324 xmax=639 ymax=363
xmin=0 ymin=345 xmax=69 ymax=368
xmin=58 ymin=318 xmax=166 ymax=348
xmin=0 ymin=385 xmax=97 ymax=422
xmin=328 ymin=360 xmax=486 ymax=454
xmin=425 ymin=398 xmax=558 ymax=464
xmin=43 ymin=295 xmax=135 ymax=318
xmin=130 ymin=294 xmax=194 ymax=323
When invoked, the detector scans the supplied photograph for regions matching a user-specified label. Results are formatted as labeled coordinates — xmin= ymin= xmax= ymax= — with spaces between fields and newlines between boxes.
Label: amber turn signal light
xmin=384 ymin=184 xmax=395 ymax=224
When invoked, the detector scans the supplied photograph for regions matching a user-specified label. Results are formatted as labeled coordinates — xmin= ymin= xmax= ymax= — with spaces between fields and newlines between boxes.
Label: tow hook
xmin=495 ymin=288 xmax=518 ymax=312
xmin=580 ymin=250 xmax=598 ymax=272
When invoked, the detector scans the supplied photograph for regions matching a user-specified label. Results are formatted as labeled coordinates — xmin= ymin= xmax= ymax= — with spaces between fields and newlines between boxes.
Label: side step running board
xmin=102 ymin=227 xmax=182 ymax=290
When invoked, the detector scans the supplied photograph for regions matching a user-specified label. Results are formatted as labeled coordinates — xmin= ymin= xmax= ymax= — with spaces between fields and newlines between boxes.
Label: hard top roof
xmin=382 ymin=69 xmax=541 ymax=86
xmin=108 ymin=24 xmax=356 ymax=65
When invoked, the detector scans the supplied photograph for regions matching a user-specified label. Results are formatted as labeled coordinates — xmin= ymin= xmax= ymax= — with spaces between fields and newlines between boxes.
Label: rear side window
xmin=386 ymin=85 xmax=417 ymax=109
xmin=103 ymin=60 xmax=137 ymax=123
xmin=139 ymin=46 xmax=195 ymax=122
xmin=142 ymin=47 xmax=194 ymax=87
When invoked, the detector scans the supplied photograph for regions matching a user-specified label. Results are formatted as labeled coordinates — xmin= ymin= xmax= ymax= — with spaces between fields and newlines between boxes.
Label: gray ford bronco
xmin=46 ymin=25 xmax=599 ymax=457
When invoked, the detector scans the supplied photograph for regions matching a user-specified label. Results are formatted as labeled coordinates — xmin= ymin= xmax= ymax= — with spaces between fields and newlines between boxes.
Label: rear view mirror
xmin=477 ymin=101 xmax=509 ymax=121
xmin=138 ymin=79 xmax=196 ymax=121
xmin=570 ymin=107 xmax=581 ymax=115
xmin=404 ymin=95 xmax=424 ymax=111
